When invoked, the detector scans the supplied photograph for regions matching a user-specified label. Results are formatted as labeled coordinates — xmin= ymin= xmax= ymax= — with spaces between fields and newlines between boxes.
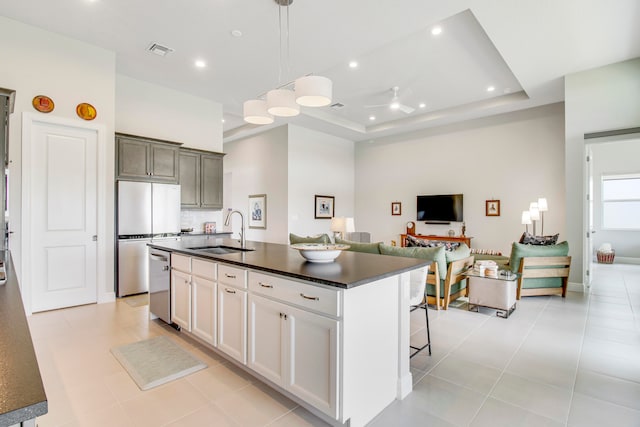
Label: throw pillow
xmin=520 ymin=231 xmax=559 ymax=246
xmin=335 ymin=238 xmax=382 ymax=254
xmin=289 ymin=233 xmax=331 ymax=244
xmin=406 ymin=234 xmax=430 ymax=247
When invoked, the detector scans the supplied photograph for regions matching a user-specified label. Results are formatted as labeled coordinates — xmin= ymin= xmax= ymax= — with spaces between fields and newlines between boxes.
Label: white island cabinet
xmin=170 ymin=254 xmax=217 ymax=346
xmin=248 ymin=271 xmax=339 ymax=418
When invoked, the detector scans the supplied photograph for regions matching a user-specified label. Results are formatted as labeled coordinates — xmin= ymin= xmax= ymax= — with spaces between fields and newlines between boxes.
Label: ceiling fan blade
xmin=398 ymin=104 xmax=415 ymax=114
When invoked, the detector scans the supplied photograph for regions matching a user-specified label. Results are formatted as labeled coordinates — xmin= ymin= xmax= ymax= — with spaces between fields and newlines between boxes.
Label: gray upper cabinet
xmin=116 ymin=134 xmax=180 ymax=183
xmin=179 ymin=149 xmax=224 ymax=209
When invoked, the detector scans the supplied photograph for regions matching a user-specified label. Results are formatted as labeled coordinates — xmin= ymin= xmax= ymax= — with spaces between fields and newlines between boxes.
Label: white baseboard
xmin=568 ymin=282 xmax=584 ymax=293
xmin=99 ymin=291 xmax=116 ymax=304
xmin=612 ymin=257 xmax=640 ymax=265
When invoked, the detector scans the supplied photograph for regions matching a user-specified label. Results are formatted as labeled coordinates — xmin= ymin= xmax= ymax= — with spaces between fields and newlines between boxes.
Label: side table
xmin=463 ymin=270 xmax=518 ymax=318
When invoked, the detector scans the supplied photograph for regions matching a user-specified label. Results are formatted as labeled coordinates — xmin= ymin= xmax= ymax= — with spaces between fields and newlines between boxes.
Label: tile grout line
xmin=465 ymin=297 xmax=554 ymax=426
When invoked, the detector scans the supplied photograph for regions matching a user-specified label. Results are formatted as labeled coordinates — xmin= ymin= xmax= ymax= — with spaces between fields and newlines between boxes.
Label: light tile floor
xmin=29 ymin=263 xmax=640 ymax=426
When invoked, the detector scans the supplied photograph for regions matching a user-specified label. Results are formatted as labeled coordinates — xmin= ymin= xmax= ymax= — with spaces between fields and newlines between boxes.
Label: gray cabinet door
xmin=180 ymin=151 xmax=200 ymax=208
xmin=201 ymin=153 xmax=223 ymax=209
xmin=150 ymin=143 xmax=179 ymax=183
xmin=117 ymin=137 xmax=150 ymax=180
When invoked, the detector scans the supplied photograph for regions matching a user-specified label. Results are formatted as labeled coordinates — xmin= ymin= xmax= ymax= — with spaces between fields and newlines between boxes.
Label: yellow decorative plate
xmin=76 ymin=102 xmax=97 ymax=120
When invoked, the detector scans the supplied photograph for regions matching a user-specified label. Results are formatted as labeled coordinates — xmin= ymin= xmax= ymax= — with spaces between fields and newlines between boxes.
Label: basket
xmin=597 ymin=250 xmax=615 ymax=264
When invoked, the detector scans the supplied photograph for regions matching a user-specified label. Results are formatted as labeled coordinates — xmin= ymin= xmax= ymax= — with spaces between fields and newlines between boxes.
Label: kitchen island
xmin=148 ymin=238 xmax=429 ymax=427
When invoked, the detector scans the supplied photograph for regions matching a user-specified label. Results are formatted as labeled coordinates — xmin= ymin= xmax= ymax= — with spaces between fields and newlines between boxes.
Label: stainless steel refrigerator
xmin=117 ymin=181 xmax=180 ymax=297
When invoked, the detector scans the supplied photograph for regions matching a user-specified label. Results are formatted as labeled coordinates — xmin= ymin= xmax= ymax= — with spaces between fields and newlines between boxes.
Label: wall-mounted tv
xmin=417 ymin=194 xmax=463 ymax=223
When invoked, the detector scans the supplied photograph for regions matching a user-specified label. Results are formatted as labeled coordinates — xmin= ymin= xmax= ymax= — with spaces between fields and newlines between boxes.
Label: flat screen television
xmin=417 ymin=194 xmax=463 ymax=223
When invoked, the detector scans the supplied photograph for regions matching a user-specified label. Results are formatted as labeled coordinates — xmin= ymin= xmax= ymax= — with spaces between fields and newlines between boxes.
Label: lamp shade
xmin=295 ymin=75 xmax=332 ymax=107
xmin=243 ymin=100 xmax=274 ymax=125
xmin=521 ymin=210 xmax=532 ymax=225
xmin=330 ymin=217 xmax=346 ymax=233
xmin=537 ymin=197 xmax=548 ymax=212
xmin=266 ymin=89 xmax=300 ymax=117
xmin=529 ymin=202 xmax=540 ymax=221
xmin=344 ymin=217 xmax=355 ymax=233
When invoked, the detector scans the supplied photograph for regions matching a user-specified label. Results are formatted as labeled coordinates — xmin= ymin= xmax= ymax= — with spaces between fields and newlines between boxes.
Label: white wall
xmin=223 ymin=126 xmax=289 ymax=244
xmin=565 ymin=57 xmax=640 ymax=282
xmin=115 ymin=74 xmax=223 ymax=152
xmin=591 ymin=137 xmax=640 ymax=261
xmin=0 ymin=16 xmax=116 ymax=302
xmin=288 ymin=125 xmax=355 ymax=237
xmin=355 ymin=103 xmax=566 ymax=255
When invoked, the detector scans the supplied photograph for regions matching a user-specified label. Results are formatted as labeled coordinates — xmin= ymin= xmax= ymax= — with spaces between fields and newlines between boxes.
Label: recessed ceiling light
xmin=195 ymin=59 xmax=206 ymax=68
xmin=487 ymin=86 xmax=495 ymax=92
xmin=369 ymin=115 xmax=376 ymax=121
xmin=349 ymin=61 xmax=358 ymax=69
xmin=222 ymin=118 xmax=225 ymax=123
xmin=231 ymin=30 xmax=243 ymax=37
xmin=431 ymin=26 xmax=442 ymax=36
xmin=419 ymin=103 xmax=426 ymax=109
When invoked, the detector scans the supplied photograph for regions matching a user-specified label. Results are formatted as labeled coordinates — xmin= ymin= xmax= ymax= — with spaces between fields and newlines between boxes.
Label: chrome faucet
xmin=224 ymin=209 xmax=246 ymax=249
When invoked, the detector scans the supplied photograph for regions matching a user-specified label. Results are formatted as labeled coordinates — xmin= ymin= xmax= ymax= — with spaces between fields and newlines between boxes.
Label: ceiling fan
xmin=366 ymin=86 xmax=415 ymax=114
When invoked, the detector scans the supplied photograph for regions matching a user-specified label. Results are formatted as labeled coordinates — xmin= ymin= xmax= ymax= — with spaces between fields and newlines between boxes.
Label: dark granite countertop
xmin=148 ymin=238 xmax=429 ymax=289
xmin=0 ymin=252 xmax=48 ymax=426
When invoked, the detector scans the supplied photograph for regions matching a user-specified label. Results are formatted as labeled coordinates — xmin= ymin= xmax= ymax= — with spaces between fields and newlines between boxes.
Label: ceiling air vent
xmin=330 ymin=102 xmax=345 ymax=110
xmin=147 ymin=43 xmax=174 ymax=57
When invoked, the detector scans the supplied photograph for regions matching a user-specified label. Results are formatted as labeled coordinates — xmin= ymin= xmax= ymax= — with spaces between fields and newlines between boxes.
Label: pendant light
xmin=242 ymin=0 xmax=332 ymax=124
xmin=243 ymin=100 xmax=274 ymax=124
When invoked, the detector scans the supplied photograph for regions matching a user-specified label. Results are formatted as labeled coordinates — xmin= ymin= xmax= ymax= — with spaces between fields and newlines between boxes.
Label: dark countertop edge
xmin=1 ymin=401 xmax=48 ymax=426
xmin=0 ymin=252 xmax=48 ymax=425
xmin=148 ymin=243 xmax=430 ymax=289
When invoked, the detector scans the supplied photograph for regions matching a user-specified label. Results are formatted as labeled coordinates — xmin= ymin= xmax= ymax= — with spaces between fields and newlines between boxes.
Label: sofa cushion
xmin=379 ymin=244 xmax=447 ymax=279
xmin=335 ymin=238 xmax=381 ymax=254
xmin=289 ymin=233 xmax=331 ymax=244
xmin=509 ymin=241 xmax=570 ymax=289
xmin=445 ymin=243 xmax=471 ymax=263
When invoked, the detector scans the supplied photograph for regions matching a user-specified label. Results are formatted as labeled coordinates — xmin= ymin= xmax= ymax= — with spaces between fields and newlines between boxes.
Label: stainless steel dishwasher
xmin=148 ymin=248 xmax=172 ymax=324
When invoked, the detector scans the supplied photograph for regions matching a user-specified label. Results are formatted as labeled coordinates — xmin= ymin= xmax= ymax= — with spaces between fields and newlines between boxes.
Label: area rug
xmin=111 ymin=336 xmax=206 ymax=390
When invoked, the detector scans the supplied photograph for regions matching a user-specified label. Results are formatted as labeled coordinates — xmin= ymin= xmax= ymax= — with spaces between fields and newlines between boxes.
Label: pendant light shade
xmin=266 ymin=89 xmax=300 ymax=117
xmin=295 ymin=75 xmax=332 ymax=107
xmin=243 ymin=100 xmax=274 ymax=124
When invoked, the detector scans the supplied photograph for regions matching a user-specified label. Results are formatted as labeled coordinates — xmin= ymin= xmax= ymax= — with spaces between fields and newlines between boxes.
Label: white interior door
xmin=28 ymin=118 xmax=98 ymax=312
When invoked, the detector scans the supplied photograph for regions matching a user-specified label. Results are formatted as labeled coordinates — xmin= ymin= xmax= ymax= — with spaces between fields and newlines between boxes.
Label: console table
xmin=400 ymin=234 xmax=473 ymax=248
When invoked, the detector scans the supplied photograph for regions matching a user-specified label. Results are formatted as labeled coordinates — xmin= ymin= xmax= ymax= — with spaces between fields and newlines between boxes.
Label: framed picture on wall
xmin=248 ymin=194 xmax=267 ymax=229
xmin=391 ymin=202 xmax=402 ymax=216
xmin=315 ymin=195 xmax=335 ymax=219
xmin=486 ymin=199 xmax=500 ymax=216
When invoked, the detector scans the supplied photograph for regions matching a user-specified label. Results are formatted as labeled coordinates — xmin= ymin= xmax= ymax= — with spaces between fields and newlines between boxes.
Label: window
xmin=602 ymin=174 xmax=640 ymax=229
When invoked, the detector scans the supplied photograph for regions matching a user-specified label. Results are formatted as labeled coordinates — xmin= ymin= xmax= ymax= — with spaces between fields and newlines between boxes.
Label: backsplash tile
xmin=180 ymin=210 xmax=224 ymax=233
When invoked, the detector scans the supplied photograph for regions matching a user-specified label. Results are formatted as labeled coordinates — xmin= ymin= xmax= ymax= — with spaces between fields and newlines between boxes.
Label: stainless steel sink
xmin=187 ymin=245 xmax=254 ymax=254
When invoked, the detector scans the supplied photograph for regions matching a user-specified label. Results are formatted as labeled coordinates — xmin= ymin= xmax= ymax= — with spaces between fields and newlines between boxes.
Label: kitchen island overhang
xmin=148 ymin=238 xmax=428 ymax=427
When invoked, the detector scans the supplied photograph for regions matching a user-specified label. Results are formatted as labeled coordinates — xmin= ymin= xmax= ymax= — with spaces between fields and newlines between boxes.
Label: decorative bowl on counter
xmin=290 ymin=243 xmax=350 ymax=263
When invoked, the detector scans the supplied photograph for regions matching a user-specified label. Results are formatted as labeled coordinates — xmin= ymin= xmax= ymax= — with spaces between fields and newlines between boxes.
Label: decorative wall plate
xmin=32 ymin=95 xmax=55 ymax=113
xmin=76 ymin=103 xmax=97 ymax=120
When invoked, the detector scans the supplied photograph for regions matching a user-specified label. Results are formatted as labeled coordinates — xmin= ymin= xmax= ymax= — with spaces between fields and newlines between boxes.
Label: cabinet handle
xmin=225 ymin=274 xmax=236 ymax=279
xmin=279 ymin=312 xmax=283 ymax=318
xmin=299 ymin=293 xmax=319 ymax=301
xmin=259 ymin=282 xmax=273 ymax=288
xmin=225 ymin=288 xmax=236 ymax=294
